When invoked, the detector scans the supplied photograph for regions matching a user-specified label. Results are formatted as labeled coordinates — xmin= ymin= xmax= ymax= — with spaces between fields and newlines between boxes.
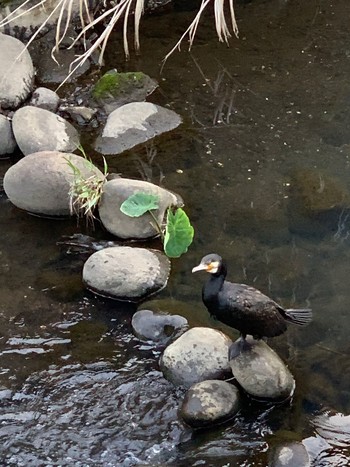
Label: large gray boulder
xmin=132 ymin=309 xmax=188 ymax=343
xmin=229 ymin=337 xmax=295 ymax=401
xmin=0 ymin=33 xmax=34 ymax=109
xmin=12 ymin=106 xmax=80 ymax=155
xmin=160 ymin=327 xmax=232 ymax=388
xmin=180 ymin=379 xmax=240 ymax=428
xmin=3 ymin=151 xmax=104 ymax=217
xmin=98 ymin=178 xmax=182 ymax=240
xmin=82 ymin=246 xmax=171 ymax=302
xmin=94 ymin=102 xmax=182 ymax=155
xmin=0 ymin=115 xmax=17 ymax=155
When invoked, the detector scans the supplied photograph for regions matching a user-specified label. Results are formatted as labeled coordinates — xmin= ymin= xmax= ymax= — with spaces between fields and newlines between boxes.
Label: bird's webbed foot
xmin=228 ymin=335 xmax=253 ymax=359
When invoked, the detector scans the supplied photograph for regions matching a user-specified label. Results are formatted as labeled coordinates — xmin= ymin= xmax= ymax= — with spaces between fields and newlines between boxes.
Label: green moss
xmin=92 ymin=69 xmax=146 ymax=100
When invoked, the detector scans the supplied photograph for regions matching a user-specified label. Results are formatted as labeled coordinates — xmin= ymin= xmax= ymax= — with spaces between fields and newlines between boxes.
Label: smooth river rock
xmin=94 ymin=102 xmax=182 ymax=155
xmin=229 ymin=337 xmax=295 ymax=401
xmin=0 ymin=115 xmax=17 ymax=156
xmin=180 ymin=379 xmax=240 ymax=428
xmin=0 ymin=33 xmax=34 ymax=109
xmin=132 ymin=309 xmax=188 ymax=343
xmin=160 ymin=327 xmax=232 ymax=388
xmin=12 ymin=106 xmax=80 ymax=155
xmin=98 ymin=178 xmax=182 ymax=240
xmin=82 ymin=246 xmax=171 ymax=302
xmin=3 ymin=151 xmax=104 ymax=217
xmin=30 ymin=87 xmax=60 ymax=112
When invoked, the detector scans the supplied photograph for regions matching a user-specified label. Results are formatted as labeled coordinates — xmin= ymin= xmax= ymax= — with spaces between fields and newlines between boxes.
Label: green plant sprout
xmin=66 ymin=147 xmax=108 ymax=226
xmin=120 ymin=192 xmax=194 ymax=258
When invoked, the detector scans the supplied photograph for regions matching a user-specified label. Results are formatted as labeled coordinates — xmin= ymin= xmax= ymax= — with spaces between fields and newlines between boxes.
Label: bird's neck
xmin=203 ymin=265 xmax=226 ymax=303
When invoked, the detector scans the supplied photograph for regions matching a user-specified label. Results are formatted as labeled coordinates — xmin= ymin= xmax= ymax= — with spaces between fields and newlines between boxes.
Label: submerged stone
xmin=229 ymin=337 xmax=295 ymax=401
xmin=82 ymin=246 xmax=171 ymax=302
xmin=268 ymin=442 xmax=310 ymax=467
xmin=132 ymin=309 xmax=188 ymax=342
xmin=180 ymin=379 xmax=240 ymax=428
xmin=160 ymin=327 xmax=232 ymax=388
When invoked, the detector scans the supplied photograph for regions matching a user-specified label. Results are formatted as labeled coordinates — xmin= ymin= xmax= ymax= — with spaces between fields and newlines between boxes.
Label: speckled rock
xmin=229 ymin=337 xmax=295 ymax=401
xmin=3 ymin=151 xmax=103 ymax=216
xmin=160 ymin=327 xmax=232 ymax=388
xmin=83 ymin=246 xmax=171 ymax=302
xmin=132 ymin=309 xmax=188 ymax=342
xmin=0 ymin=33 xmax=34 ymax=109
xmin=98 ymin=178 xmax=182 ymax=240
xmin=268 ymin=442 xmax=310 ymax=467
xmin=94 ymin=102 xmax=182 ymax=155
xmin=0 ymin=115 xmax=17 ymax=155
xmin=12 ymin=106 xmax=80 ymax=155
xmin=180 ymin=379 xmax=240 ymax=428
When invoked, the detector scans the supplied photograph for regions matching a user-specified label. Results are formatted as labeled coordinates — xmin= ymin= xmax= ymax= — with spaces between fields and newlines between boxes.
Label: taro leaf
xmin=120 ymin=192 xmax=160 ymax=217
xmin=164 ymin=207 xmax=194 ymax=258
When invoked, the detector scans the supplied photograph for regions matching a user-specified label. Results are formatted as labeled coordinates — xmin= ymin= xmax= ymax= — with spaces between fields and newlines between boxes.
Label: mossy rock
xmin=92 ymin=69 xmax=158 ymax=112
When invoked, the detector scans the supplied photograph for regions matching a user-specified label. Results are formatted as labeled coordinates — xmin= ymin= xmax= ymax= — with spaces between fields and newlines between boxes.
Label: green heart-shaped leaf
xmin=164 ymin=207 xmax=194 ymax=258
xmin=120 ymin=192 xmax=160 ymax=217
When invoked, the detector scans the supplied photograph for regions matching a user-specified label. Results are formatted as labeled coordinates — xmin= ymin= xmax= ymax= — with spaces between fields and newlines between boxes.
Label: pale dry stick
xmin=123 ymin=0 xmax=134 ymax=59
xmin=52 ymin=0 xmax=74 ymax=63
xmin=134 ymin=0 xmax=144 ymax=51
xmin=4 ymin=0 xmax=68 ymax=63
xmin=56 ymin=2 xmax=127 ymax=89
xmin=162 ymin=0 xmax=238 ymax=67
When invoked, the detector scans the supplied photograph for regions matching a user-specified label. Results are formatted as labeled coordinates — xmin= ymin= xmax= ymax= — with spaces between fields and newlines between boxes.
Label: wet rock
xmin=30 ymin=87 xmax=60 ymax=112
xmin=132 ymin=309 xmax=188 ymax=342
xmin=3 ymin=151 xmax=104 ymax=216
xmin=82 ymin=246 xmax=170 ymax=302
xmin=229 ymin=337 xmax=295 ymax=401
xmin=0 ymin=33 xmax=34 ymax=109
xmin=59 ymin=105 xmax=97 ymax=125
xmin=0 ymin=115 xmax=17 ymax=156
xmin=160 ymin=327 xmax=232 ymax=388
xmin=180 ymin=379 xmax=240 ymax=428
xmin=12 ymin=106 xmax=80 ymax=155
xmin=94 ymin=102 xmax=182 ymax=155
xmin=268 ymin=442 xmax=310 ymax=467
xmin=98 ymin=178 xmax=182 ymax=240
xmin=92 ymin=70 xmax=158 ymax=114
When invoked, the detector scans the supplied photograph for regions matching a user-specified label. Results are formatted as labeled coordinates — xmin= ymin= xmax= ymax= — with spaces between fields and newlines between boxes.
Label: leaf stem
xmin=148 ymin=209 xmax=165 ymax=242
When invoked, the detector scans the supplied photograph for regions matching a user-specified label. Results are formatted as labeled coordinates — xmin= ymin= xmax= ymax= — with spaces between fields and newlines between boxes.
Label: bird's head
xmin=192 ymin=253 xmax=223 ymax=275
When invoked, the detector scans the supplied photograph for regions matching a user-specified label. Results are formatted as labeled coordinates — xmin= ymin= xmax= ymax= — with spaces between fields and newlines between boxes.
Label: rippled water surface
xmin=1 ymin=0 xmax=350 ymax=465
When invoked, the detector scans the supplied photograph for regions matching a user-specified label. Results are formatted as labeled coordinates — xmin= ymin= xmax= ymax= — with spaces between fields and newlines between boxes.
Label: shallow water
xmin=1 ymin=0 xmax=350 ymax=464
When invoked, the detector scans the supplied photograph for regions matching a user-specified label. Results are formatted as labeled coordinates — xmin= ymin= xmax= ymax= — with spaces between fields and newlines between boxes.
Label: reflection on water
xmin=1 ymin=0 xmax=350 ymax=464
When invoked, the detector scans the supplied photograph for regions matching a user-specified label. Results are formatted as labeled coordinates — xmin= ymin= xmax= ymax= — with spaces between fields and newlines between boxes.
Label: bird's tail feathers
xmin=284 ymin=308 xmax=312 ymax=326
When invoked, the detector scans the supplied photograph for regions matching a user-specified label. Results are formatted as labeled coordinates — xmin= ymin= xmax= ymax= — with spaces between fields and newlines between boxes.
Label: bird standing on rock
xmin=192 ymin=253 xmax=312 ymax=344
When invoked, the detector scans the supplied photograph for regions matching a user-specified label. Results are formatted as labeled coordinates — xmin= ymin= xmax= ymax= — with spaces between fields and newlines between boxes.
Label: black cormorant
xmin=192 ymin=253 xmax=312 ymax=341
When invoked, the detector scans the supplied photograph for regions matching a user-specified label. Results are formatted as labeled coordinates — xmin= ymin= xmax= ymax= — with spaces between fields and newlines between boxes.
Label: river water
xmin=1 ymin=0 xmax=350 ymax=465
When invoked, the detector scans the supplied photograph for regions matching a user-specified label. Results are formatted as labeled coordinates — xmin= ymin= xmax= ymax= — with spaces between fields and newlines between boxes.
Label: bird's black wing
xmin=216 ymin=282 xmax=287 ymax=337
